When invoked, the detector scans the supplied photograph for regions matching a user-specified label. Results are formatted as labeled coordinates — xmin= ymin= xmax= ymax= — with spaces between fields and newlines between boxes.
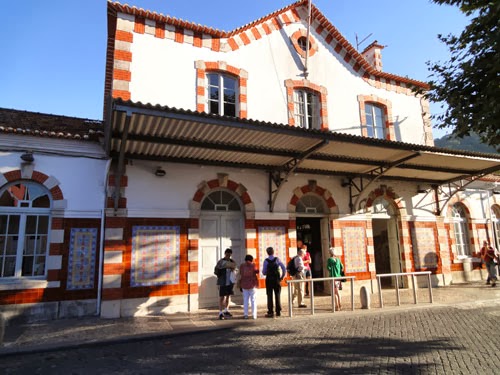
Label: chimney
xmin=361 ymin=40 xmax=384 ymax=71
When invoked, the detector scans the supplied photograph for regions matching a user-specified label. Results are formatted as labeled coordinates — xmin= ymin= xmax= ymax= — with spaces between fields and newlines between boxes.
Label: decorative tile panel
xmin=258 ymin=226 xmax=286 ymax=269
xmin=342 ymin=227 xmax=367 ymax=272
xmin=411 ymin=227 xmax=438 ymax=269
xmin=67 ymin=228 xmax=97 ymax=290
xmin=131 ymin=226 xmax=180 ymax=287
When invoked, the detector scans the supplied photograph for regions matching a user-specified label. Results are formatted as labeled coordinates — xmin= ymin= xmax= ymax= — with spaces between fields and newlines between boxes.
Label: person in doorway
xmin=238 ymin=254 xmax=259 ymax=319
xmin=292 ymin=248 xmax=307 ymax=308
xmin=482 ymin=241 xmax=499 ymax=287
xmin=326 ymin=247 xmax=344 ymax=310
xmin=481 ymin=241 xmax=493 ymax=285
xmin=298 ymin=240 xmax=312 ymax=296
xmin=214 ymin=248 xmax=237 ymax=320
xmin=262 ymin=247 xmax=286 ymax=318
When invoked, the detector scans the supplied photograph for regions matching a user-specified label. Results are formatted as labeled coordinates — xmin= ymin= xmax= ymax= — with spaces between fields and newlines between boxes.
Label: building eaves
xmin=0 ymin=107 xmax=104 ymax=141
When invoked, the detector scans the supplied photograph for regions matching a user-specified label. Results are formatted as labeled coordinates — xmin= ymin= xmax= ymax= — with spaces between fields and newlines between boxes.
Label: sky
xmin=0 ymin=0 xmax=470 ymax=139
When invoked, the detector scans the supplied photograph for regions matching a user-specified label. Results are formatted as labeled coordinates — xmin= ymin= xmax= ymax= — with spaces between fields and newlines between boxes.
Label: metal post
xmin=331 ymin=279 xmax=335 ymax=312
xmin=310 ymin=280 xmax=315 ymax=315
xmin=350 ymin=278 xmax=354 ymax=311
xmin=288 ymin=282 xmax=293 ymax=318
xmin=427 ymin=273 xmax=433 ymax=303
xmin=395 ymin=276 xmax=400 ymax=306
xmin=412 ymin=274 xmax=417 ymax=304
xmin=377 ymin=276 xmax=383 ymax=308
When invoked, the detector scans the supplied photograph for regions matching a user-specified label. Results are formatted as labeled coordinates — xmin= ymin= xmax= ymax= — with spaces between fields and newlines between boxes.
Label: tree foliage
xmin=424 ymin=0 xmax=499 ymax=150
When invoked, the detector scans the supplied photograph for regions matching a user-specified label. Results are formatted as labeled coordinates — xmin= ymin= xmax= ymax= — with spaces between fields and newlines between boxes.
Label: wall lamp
xmin=20 ymin=152 xmax=34 ymax=163
xmin=154 ymin=166 xmax=166 ymax=177
xmin=340 ymin=178 xmax=351 ymax=187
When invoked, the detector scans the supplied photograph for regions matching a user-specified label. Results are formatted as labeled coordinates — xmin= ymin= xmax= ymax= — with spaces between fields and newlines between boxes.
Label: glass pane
xmin=26 ymin=216 xmax=38 ymax=235
xmin=8 ymin=216 xmax=19 ymax=234
xmin=208 ymin=100 xmax=219 ymax=115
xmin=36 ymin=236 xmax=47 ymax=255
xmin=38 ymin=216 xmax=49 ymax=233
xmin=0 ymin=215 xmax=7 ymax=233
xmin=224 ymin=103 xmax=236 ymax=117
xmin=223 ymin=77 xmax=236 ymax=91
xmin=32 ymin=194 xmax=50 ymax=208
xmin=34 ymin=256 xmax=45 ymax=276
xmin=23 ymin=235 xmax=36 ymax=255
xmin=207 ymin=74 xmax=218 ymax=86
xmin=0 ymin=190 xmax=15 ymax=207
xmin=5 ymin=237 xmax=18 ymax=255
xmin=224 ymin=90 xmax=236 ymax=104
xmin=209 ymin=86 xmax=219 ymax=101
xmin=3 ymin=256 xmax=16 ymax=277
xmin=21 ymin=256 xmax=34 ymax=276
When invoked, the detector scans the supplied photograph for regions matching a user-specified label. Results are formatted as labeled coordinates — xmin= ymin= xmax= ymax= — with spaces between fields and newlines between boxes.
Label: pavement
xmin=1 ymin=280 xmax=499 ymax=357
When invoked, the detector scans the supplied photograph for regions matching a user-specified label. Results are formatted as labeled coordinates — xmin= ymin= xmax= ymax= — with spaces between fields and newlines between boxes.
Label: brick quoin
xmin=114 ymin=50 xmax=132 ymax=62
xmin=112 ymin=90 xmax=131 ymax=100
xmin=134 ymin=16 xmax=145 ymax=34
xmin=113 ymin=69 xmax=131 ymax=81
xmin=116 ymin=30 xmax=133 ymax=42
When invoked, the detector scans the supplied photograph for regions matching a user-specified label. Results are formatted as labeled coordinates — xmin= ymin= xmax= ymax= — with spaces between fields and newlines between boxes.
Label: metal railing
xmin=286 ymin=276 xmax=356 ymax=317
xmin=376 ymin=271 xmax=433 ymax=308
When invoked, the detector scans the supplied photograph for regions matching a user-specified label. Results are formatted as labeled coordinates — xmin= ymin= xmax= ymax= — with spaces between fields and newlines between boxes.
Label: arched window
xmin=296 ymin=194 xmax=326 ymax=214
xmin=451 ymin=203 xmax=470 ymax=257
xmin=201 ymin=190 xmax=241 ymax=211
xmin=0 ymin=181 xmax=52 ymax=278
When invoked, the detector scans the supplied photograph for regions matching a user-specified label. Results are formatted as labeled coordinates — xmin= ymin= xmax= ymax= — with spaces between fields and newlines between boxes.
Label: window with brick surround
xmin=358 ymin=95 xmax=394 ymax=140
xmin=294 ymin=89 xmax=320 ymax=130
xmin=451 ymin=203 xmax=470 ymax=257
xmin=0 ymin=181 xmax=51 ymax=278
xmin=285 ymin=79 xmax=327 ymax=130
xmin=207 ymin=73 xmax=238 ymax=117
xmin=365 ymin=103 xmax=385 ymax=139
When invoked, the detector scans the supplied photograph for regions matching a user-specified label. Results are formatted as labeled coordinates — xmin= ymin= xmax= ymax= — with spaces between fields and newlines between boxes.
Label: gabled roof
xmin=107 ymin=0 xmax=429 ymax=90
xmin=0 ymin=108 xmax=103 ymax=141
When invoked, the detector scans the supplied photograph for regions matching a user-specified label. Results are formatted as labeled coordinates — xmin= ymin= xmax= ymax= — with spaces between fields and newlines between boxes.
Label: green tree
xmin=424 ymin=0 xmax=499 ymax=150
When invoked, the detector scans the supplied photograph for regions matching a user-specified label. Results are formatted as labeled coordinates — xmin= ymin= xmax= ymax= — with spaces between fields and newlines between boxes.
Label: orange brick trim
xmin=289 ymin=182 xmax=337 ymax=214
xmin=357 ymin=94 xmax=395 ymax=140
xmin=195 ymin=60 xmax=248 ymax=118
xmin=284 ymin=79 xmax=328 ymax=130
xmin=290 ymin=29 xmax=318 ymax=59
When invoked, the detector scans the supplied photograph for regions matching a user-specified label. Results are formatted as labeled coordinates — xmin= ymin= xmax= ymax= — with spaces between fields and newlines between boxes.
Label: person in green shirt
xmin=326 ymin=247 xmax=344 ymax=310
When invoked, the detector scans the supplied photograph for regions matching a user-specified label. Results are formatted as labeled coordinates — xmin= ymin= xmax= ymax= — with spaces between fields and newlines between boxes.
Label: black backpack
xmin=266 ymin=257 xmax=280 ymax=278
xmin=287 ymin=256 xmax=298 ymax=277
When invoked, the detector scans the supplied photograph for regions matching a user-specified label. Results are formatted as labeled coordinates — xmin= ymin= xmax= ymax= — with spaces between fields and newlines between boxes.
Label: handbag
xmin=340 ymin=268 xmax=347 ymax=283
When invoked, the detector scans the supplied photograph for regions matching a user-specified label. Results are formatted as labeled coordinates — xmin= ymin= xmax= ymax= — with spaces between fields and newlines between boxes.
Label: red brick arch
xmin=289 ymin=182 xmax=337 ymax=214
xmin=364 ymin=185 xmax=402 ymax=212
xmin=0 ymin=169 xmax=64 ymax=202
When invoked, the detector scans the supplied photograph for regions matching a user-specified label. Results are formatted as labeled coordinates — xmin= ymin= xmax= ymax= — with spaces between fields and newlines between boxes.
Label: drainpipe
xmin=96 ymin=159 xmax=111 ymax=316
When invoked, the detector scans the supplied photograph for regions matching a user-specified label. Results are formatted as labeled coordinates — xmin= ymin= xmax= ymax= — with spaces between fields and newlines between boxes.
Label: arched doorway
xmin=296 ymin=193 xmax=329 ymax=294
xmin=372 ymin=197 xmax=402 ymax=287
xmin=198 ymin=189 xmax=245 ymax=308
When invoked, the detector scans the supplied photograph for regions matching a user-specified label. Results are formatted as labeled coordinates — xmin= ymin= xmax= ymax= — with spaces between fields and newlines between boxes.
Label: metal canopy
xmin=106 ymin=99 xmax=500 ymax=212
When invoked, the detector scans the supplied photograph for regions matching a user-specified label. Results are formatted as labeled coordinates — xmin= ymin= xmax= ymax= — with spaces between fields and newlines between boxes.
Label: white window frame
xmin=0 ymin=182 xmax=52 ymax=279
xmin=293 ymin=89 xmax=320 ymax=130
xmin=492 ymin=206 xmax=500 ymax=250
xmin=451 ymin=204 xmax=470 ymax=258
xmin=206 ymin=73 xmax=238 ymax=117
xmin=365 ymin=103 xmax=386 ymax=139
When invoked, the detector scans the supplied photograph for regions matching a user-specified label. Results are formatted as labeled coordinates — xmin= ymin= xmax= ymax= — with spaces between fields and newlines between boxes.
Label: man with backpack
xmin=289 ymin=248 xmax=307 ymax=308
xmin=262 ymin=246 xmax=286 ymax=318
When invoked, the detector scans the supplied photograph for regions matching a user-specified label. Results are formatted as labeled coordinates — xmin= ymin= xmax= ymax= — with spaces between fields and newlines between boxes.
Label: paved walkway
xmin=1 ymin=281 xmax=499 ymax=357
